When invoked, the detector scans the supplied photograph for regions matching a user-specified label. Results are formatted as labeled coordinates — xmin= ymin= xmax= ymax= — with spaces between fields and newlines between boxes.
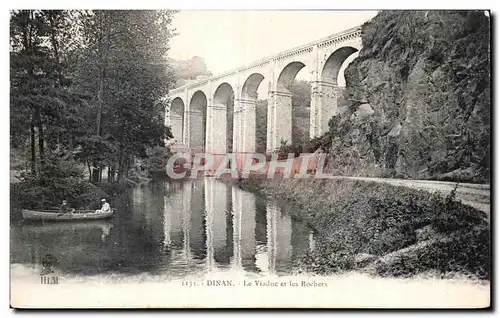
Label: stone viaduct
xmin=166 ymin=26 xmax=362 ymax=154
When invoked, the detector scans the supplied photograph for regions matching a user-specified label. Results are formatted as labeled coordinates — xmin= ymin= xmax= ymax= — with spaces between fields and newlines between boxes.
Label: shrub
xmin=141 ymin=146 xmax=173 ymax=178
xmin=11 ymin=155 xmax=90 ymax=209
xmin=374 ymin=225 xmax=490 ymax=279
xmin=10 ymin=154 xmax=134 ymax=211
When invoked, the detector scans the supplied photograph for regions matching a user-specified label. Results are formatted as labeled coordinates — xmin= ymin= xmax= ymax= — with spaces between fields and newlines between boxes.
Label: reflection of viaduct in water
xmin=266 ymin=202 xmax=292 ymax=274
xmin=162 ymin=179 xmax=313 ymax=274
xmin=231 ymin=184 xmax=257 ymax=271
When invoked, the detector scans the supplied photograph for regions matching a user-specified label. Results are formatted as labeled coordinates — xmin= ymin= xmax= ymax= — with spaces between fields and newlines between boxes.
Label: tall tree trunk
xmin=124 ymin=158 xmax=130 ymax=178
xmin=117 ymin=127 xmax=125 ymax=180
xmin=30 ymin=116 xmax=36 ymax=174
xmin=110 ymin=165 xmax=115 ymax=182
xmin=86 ymin=158 xmax=92 ymax=181
xmin=26 ymin=11 xmax=36 ymax=174
xmin=92 ymin=11 xmax=108 ymax=183
xmin=48 ymin=11 xmax=63 ymax=86
xmin=92 ymin=68 xmax=104 ymax=183
xmin=117 ymin=153 xmax=124 ymax=181
xmin=91 ymin=164 xmax=100 ymax=183
xmin=36 ymin=107 xmax=45 ymax=164
xmin=117 ymin=142 xmax=127 ymax=181
xmin=96 ymin=11 xmax=109 ymax=137
xmin=96 ymin=69 xmax=105 ymax=136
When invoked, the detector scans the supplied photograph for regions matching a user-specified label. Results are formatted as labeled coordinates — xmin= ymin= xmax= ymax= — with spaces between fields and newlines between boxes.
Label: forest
xmin=10 ymin=10 xmax=176 ymax=209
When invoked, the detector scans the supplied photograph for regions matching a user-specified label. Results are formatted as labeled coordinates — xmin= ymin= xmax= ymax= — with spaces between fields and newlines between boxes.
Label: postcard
xmin=9 ymin=9 xmax=490 ymax=309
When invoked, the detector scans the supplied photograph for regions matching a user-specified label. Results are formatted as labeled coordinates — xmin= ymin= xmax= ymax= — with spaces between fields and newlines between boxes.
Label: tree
xmin=10 ymin=10 xmax=76 ymax=172
xmin=10 ymin=10 xmax=176 ymax=185
xmin=73 ymin=10 xmax=176 ymax=181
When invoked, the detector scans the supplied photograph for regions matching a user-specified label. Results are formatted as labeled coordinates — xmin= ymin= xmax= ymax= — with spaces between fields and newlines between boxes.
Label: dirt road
xmin=329 ymin=176 xmax=490 ymax=215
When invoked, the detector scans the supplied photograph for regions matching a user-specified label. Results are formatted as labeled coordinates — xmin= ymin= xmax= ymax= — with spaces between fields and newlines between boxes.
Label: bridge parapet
xmin=169 ymin=26 xmax=362 ymax=95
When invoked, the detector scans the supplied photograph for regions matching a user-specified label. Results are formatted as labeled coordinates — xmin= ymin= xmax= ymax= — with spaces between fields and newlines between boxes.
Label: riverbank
xmin=222 ymin=175 xmax=490 ymax=281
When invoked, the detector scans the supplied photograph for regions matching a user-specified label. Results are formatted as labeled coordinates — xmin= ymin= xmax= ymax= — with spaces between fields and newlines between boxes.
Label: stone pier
xmin=206 ymin=104 xmax=227 ymax=154
xmin=237 ymin=98 xmax=257 ymax=153
xmin=310 ymin=81 xmax=339 ymax=138
xmin=187 ymin=110 xmax=204 ymax=151
xmin=169 ymin=114 xmax=183 ymax=143
xmin=233 ymin=103 xmax=242 ymax=153
xmin=267 ymin=91 xmax=292 ymax=152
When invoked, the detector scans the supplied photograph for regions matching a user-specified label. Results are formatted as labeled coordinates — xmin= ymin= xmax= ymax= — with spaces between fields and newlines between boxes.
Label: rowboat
xmin=21 ymin=220 xmax=113 ymax=232
xmin=21 ymin=209 xmax=114 ymax=222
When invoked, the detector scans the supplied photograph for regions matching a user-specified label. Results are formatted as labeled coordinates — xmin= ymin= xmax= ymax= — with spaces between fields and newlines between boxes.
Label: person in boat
xmin=58 ymin=200 xmax=75 ymax=214
xmin=95 ymin=199 xmax=111 ymax=214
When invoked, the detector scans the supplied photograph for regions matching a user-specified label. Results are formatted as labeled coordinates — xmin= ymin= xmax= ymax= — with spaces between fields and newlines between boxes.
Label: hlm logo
xmin=40 ymin=254 xmax=59 ymax=284
xmin=40 ymin=276 xmax=59 ymax=285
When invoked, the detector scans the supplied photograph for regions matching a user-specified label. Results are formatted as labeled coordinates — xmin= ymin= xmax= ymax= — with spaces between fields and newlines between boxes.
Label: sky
xmin=168 ymin=10 xmax=378 ymax=89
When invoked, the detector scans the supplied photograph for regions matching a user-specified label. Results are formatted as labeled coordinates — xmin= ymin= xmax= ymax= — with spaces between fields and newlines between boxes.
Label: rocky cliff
xmin=332 ymin=11 xmax=490 ymax=182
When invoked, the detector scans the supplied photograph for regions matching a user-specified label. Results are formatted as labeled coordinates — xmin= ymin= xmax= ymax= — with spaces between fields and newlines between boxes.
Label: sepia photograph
xmin=8 ymin=7 xmax=491 ymax=309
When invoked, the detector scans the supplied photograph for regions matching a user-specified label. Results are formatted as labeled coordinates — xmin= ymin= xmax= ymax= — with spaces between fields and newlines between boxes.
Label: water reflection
xmin=205 ymin=178 xmax=230 ymax=271
xmin=11 ymin=178 xmax=313 ymax=278
xmin=231 ymin=186 xmax=257 ymax=271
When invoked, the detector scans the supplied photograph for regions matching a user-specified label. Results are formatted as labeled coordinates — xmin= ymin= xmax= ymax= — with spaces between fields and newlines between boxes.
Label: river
xmin=10 ymin=178 xmax=491 ymax=308
xmin=10 ymin=178 xmax=314 ymax=278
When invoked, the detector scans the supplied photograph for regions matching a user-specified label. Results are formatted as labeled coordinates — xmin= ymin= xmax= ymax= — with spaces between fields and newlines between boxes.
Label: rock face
xmin=332 ymin=11 xmax=490 ymax=182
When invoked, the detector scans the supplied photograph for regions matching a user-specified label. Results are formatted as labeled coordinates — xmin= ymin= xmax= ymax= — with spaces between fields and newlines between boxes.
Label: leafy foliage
xmin=11 ymin=154 xmax=105 ymax=209
xmin=10 ymin=10 xmax=177 ymax=208
xmin=139 ymin=146 xmax=174 ymax=179
xmin=71 ymin=10 xmax=175 ymax=180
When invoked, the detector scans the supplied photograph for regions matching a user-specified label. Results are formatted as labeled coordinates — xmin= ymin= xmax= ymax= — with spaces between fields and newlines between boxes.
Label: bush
xmin=11 ymin=155 xmax=90 ymax=209
xmin=274 ymin=140 xmax=301 ymax=159
xmin=138 ymin=146 xmax=173 ymax=179
xmin=374 ymin=225 xmax=490 ymax=279
xmin=11 ymin=154 xmax=133 ymax=211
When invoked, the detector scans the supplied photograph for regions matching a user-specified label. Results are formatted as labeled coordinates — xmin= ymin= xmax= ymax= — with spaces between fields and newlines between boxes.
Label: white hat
xmin=101 ymin=199 xmax=106 ymax=202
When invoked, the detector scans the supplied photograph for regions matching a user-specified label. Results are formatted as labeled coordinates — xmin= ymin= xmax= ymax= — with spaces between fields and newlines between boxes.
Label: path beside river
xmin=327 ymin=176 xmax=490 ymax=215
